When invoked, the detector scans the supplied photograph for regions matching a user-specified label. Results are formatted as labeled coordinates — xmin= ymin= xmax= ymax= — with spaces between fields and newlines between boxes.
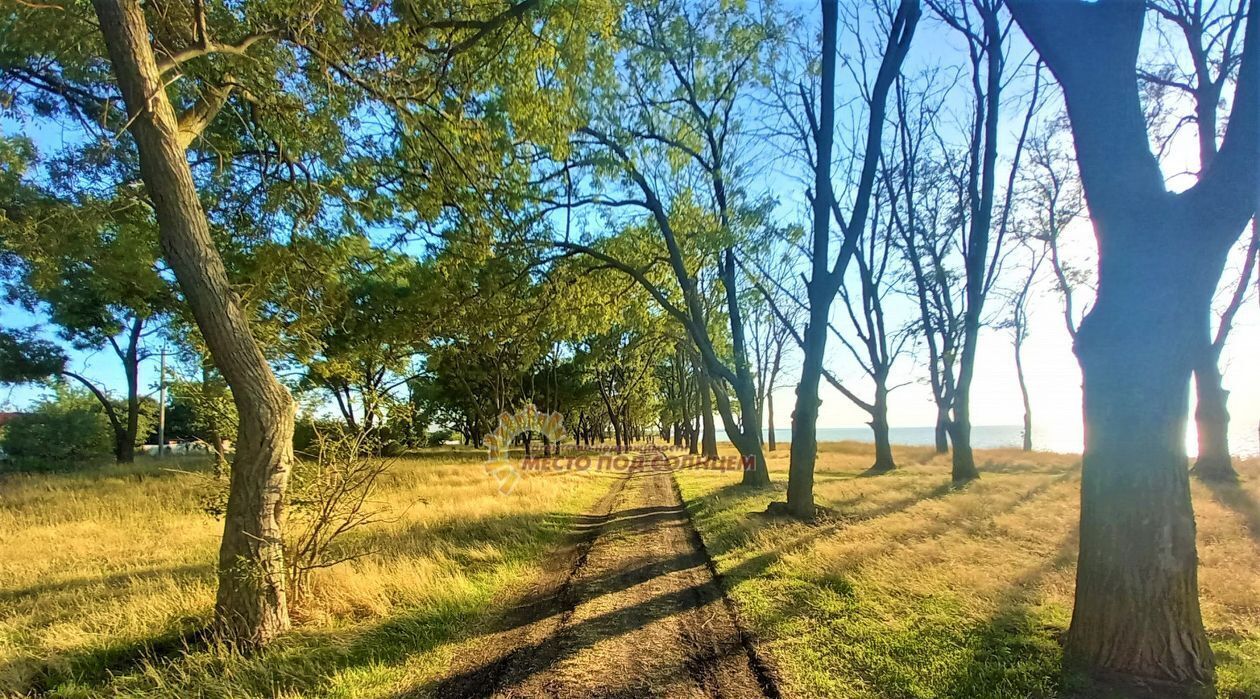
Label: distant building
xmin=0 ymin=412 xmax=27 ymax=427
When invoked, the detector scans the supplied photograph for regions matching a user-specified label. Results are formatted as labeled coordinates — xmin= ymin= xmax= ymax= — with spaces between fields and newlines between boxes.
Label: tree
xmin=832 ymin=183 xmax=914 ymax=472
xmin=1005 ymin=97 xmax=1087 ymax=454
xmin=585 ymin=328 xmax=666 ymax=450
xmin=0 ymin=385 xmax=114 ymax=467
xmin=552 ymin=0 xmax=784 ymax=486
xmin=880 ymin=66 xmax=963 ymax=455
xmin=0 ymin=183 xmax=172 ymax=463
xmin=87 ymin=0 xmax=298 ymax=646
xmin=167 ymin=367 xmax=238 ymax=474
xmin=1008 ymin=0 xmax=1258 ymax=690
xmin=0 ymin=328 xmax=65 ymax=385
xmin=10 ymin=0 xmax=611 ymax=647
xmin=746 ymin=283 xmax=792 ymax=453
xmin=1193 ymin=220 xmax=1258 ymax=480
xmin=276 ymin=238 xmax=431 ymax=434
xmin=923 ymin=0 xmax=1039 ymax=483
xmin=1022 ymin=110 xmax=1089 ymax=342
xmin=1141 ymin=0 xmax=1255 ymax=482
xmin=0 ymin=137 xmax=175 ymax=464
xmin=1002 ymin=241 xmax=1045 ymax=452
xmin=774 ymin=0 xmax=919 ymax=516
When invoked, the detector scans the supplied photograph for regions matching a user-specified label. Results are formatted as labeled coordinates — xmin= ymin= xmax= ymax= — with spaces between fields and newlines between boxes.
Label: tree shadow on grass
xmin=11 ymin=469 xmax=1082 ymax=698
xmin=935 ymin=525 xmax=1078 ymax=699
xmin=14 ymin=485 xmax=746 ymax=698
xmin=674 ymin=479 xmax=1078 ymax=699
xmin=9 ymin=504 xmax=602 ymax=697
xmin=12 ymin=619 xmax=213 ymax=695
xmin=0 ymin=563 xmax=215 ymax=692
xmin=407 ymin=574 xmax=725 ymax=698
xmin=1202 ymin=478 xmax=1260 ymax=548
xmin=697 ymin=479 xmax=961 ymax=567
xmin=718 ymin=477 xmax=1063 ymax=592
xmin=0 ymin=563 xmax=211 ymax=606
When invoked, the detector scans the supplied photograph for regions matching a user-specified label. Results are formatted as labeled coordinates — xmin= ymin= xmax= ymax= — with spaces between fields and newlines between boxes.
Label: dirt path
xmin=423 ymin=448 xmax=776 ymax=699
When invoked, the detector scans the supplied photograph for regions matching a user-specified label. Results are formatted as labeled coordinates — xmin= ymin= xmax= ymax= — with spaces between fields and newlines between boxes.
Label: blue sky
xmin=4 ymin=2 xmax=1257 ymax=457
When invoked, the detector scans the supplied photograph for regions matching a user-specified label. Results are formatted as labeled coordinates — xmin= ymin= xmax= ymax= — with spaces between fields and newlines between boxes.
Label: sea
xmin=718 ymin=424 xmax=1260 ymax=458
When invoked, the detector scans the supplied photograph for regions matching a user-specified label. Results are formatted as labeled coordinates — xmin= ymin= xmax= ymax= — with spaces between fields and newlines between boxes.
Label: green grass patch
xmin=677 ymin=448 xmax=1260 ymax=698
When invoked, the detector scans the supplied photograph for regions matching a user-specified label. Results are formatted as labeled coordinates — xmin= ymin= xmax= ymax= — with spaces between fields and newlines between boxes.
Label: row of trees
xmin=2 ymin=0 xmax=1257 ymax=694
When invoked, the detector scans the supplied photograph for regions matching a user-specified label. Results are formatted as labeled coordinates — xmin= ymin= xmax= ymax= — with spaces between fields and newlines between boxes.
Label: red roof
xmin=0 ymin=412 xmax=26 ymax=427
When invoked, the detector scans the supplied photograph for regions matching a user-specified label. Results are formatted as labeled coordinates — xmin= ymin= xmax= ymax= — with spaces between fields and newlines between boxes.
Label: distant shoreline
xmin=716 ymin=424 xmax=1260 ymax=458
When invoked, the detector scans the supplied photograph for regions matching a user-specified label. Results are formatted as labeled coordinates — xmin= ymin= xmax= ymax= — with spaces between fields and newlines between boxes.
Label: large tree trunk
xmin=91 ymin=0 xmax=295 ymax=647
xmin=707 ymin=368 xmax=769 ymax=487
xmin=1006 ymin=1 xmax=1259 ymax=690
xmin=610 ymin=415 xmax=624 ymax=451
xmin=868 ymin=382 xmax=895 ymax=473
xmin=122 ymin=340 xmax=139 ymax=464
xmin=784 ymin=0 xmax=838 ymax=521
xmin=934 ymin=407 xmax=950 ymax=453
xmin=946 ymin=0 xmax=1005 ymax=486
xmin=1068 ymin=246 xmax=1216 ymax=689
xmin=788 ymin=316 xmax=826 ymax=517
xmin=1191 ymin=352 xmax=1237 ymax=481
xmin=715 ymin=249 xmax=769 ymax=486
xmin=766 ymin=392 xmax=777 ymax=452
xmin=699 ymin=374 xmax=718 ymax=460
xmin=948 ymin=400 xmax=978 ymax=483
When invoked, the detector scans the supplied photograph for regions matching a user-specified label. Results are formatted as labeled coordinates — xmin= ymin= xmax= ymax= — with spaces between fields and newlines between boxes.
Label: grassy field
xmin=0 ymin=449 xmax=613 ymax=697
xmin=3 ymin=444 xmax=1258 ymax=698
xmin=676 ymin=443 xmax=1260 ymax=699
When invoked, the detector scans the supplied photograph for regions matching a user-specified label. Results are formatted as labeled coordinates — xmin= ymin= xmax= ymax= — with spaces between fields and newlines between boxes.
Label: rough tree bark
xmin=1009 ymin=0 xmax=1257 ymax=690
xmin=91 ymin=0 xmax=297 ymax=647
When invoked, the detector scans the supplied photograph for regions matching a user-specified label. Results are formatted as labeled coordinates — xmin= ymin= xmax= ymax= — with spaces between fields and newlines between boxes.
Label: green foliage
xmin=0 ymin=328 xmax=65 ymax=384
xmin=292 ymin=415 xmax=348 ymax=458
xmin=166 ymin=376 xmax=238 ymax=444
xmin=0 ymin=386 xmax=113 ymax=468
xmin=423 ymin=428 xmax=454 ymax=447
xmin=0 ymin=130 xmax=172 ymax=354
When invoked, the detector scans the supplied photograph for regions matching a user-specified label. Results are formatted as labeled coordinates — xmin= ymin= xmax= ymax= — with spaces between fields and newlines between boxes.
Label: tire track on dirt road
xmin=421 ymin=447 xmax=776 ymax=699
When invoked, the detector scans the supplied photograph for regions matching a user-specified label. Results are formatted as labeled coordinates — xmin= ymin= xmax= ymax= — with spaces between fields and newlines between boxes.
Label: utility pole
xmin=157 ymin=345 xmax=166 ymax=457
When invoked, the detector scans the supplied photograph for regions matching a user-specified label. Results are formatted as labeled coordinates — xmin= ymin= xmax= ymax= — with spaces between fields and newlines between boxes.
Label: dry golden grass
xmin=677 ymin=443 xmax=1260 ymax=698
xmin=5 ymin=443 xmax=1257 ymax=697
xmin=0 ymin=449 xmax=611 ymax=697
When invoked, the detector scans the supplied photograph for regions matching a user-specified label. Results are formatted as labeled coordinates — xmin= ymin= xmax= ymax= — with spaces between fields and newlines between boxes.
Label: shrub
xmin=285 ymin=428 xmax=400 ymax=603
xmin=0 ymin=389 xmax=113 ymax=469
xmin=424 ymin=428 xmax=454 ymax=447
xmin=293 ymin=416 xmax=347 ymax=457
